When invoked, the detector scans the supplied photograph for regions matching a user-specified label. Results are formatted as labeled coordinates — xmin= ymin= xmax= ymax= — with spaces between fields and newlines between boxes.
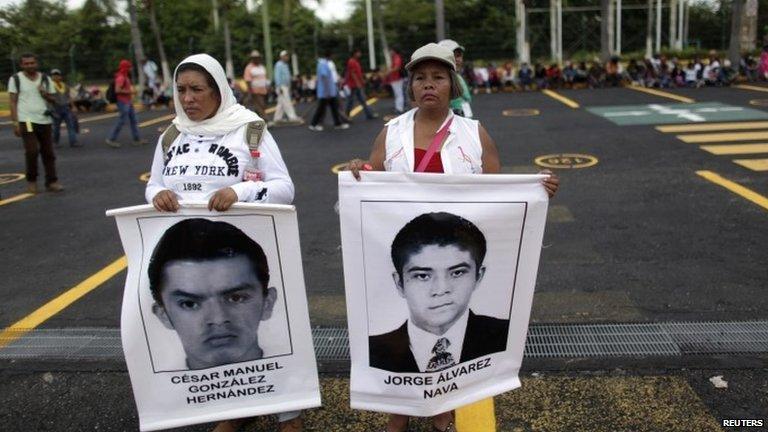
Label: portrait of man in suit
xmin=148 ymin=218 xmax=278 ymax=370
xmin=369 ymin=212 xmax=509 ymax=373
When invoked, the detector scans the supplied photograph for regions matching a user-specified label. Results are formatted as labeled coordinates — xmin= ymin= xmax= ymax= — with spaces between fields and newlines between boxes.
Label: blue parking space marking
xmin=587 ymin=102 xmax=768 ymax=126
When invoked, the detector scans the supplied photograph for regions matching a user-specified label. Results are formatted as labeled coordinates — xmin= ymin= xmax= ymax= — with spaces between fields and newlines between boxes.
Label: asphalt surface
xmin=0 ymin=369 xmax=765 ymax=431
xmin=1 ymin=86 xmax=767 ymax=430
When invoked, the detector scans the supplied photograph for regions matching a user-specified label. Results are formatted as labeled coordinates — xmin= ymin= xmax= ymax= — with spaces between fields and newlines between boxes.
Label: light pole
xmin=616 ymin=0 xmax=622 ymax=55
xmin=69 ymin=44 xmax=76 ymax=83
xmin=365 ymin=0 xmax=376 ymax=70
xmin=262 ymin=0 xmax=274 ymax=79
xmin=436 ymin=0 xmax=446 ymax=41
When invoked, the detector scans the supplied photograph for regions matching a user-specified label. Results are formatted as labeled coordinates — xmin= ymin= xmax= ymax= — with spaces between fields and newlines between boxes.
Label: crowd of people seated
xmin=71 ymin=84 xmax=109 ymax=112
xmin=443 ymin=49 xmax=768 ymax=92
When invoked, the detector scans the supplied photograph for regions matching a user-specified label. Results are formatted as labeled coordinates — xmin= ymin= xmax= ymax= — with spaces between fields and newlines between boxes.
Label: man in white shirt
xmin=8 ymin=53 xmax=63 ymax=193
xmin=369 ymin=212 xmax=509 ymax=373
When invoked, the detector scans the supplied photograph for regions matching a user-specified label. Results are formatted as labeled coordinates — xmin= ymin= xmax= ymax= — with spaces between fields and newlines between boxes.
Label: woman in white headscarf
xmin=144 ymin=54 xmax=302 ymax=432
xmin=146 ymin=53 xmax=294 ymax=212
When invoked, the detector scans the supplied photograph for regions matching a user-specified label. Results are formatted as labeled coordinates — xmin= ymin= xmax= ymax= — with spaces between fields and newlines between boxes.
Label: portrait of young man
xmin=147 ymin=218 xmax=278 ymax=370
xmin=369 ymin=212 xmax=510 ymax=373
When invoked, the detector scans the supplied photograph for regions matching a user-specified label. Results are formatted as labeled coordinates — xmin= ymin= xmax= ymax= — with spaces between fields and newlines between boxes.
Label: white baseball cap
xmin=279 ymin=50 xmax=289 ymax=57
xmin=438 ymin=39 xmax=465 ymax=53
xmin=405 ymin=43 xmax=456 ymax=72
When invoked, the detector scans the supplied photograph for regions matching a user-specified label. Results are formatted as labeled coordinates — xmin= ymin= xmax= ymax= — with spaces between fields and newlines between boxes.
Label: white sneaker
xmin=308 ymin=125 xmax=324 ymax=131
xmin=335 ymin=123 xmax=350 ymax=130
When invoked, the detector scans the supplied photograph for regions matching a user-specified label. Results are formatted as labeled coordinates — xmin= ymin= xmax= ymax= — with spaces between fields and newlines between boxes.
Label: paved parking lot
xmin=1 ymin=86 xmax=766 ymax=430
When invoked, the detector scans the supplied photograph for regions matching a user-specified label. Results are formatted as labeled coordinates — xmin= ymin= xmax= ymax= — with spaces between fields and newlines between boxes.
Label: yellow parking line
xmin=678 ymin=131 xmax=768 ymax=143
xmin=542 ymin=89 xmax=580 ymax=109
xmin=657 ymin=121 xmax=768 ymax=133
xmin=331 ymin=162 xmax=349 ymax=174
xmin=700 ymin=143 xmax=768 ymax=155
xmin=138 ymin=113 xmax=175 ymax=128
xmin=349 ymin=97 xmax=379 ymax=118
xmin=735 ymin=84 xmax=768 ymax=93
xmin=77 ymin=112 xmax=119 ymax=124
xmin=733 ymin=158 xmax=768 ymax=171
xmin=0 ymin=112 xmax=118 ymax=126
xmin=697 ymin=170 xmax=768 ymax=211
xmin=0 ymin=256 xmax=127 ymax=349
xmin=456 ymin=397 xmax=496 ymax=432
xmin=627 ymin=86 xmax=695 ymax=103
xmin=0 ymin=173 xmax=25 ymax=185
xmin=0 ymin=192 xmax=34 ymax=207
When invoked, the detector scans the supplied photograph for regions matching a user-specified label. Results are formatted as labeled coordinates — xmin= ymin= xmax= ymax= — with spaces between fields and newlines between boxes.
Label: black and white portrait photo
xmin=339 ymin=171 xmax=548 ymax=416
xmin=139 ymin=215 xmax=292 ymax=372
xmin=368 ymin=212 xmax=509 ymax=373
xmin=109 ymin=204 xmax=320 ymax=430
xmin=148 ymin=218 xmax=279 ymax=370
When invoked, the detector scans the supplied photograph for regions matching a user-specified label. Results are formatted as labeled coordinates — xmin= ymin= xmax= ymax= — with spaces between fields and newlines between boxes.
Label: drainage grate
xmin=1 ymin=321 xmax=766 ymax=362
xmin=0 ymin=328 xmax=123 ymax=360
xmin=312 ymin=326 xmax=350 ymax=362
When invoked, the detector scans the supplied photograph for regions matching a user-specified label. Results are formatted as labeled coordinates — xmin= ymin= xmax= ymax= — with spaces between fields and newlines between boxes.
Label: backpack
xmin=105 ymin=80 xmax=117 ymax=103
xmin=13 ymin=72 xmax=50 ymax=94
xmin=161 ymin=120 xmax=267 ymax=163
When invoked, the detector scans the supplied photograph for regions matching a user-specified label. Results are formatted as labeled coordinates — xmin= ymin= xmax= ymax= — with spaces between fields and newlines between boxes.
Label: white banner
xmin=338 ymin=172 xmax=548 ymax=416
xmin=107 ymin=203 xmax=320 ymax=431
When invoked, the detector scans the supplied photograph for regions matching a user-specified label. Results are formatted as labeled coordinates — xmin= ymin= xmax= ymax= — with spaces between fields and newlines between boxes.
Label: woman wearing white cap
xmin=144 ymin=54 xmax=300 ymax=431
xmin=346 ymin=42 xmax=559 ymax=432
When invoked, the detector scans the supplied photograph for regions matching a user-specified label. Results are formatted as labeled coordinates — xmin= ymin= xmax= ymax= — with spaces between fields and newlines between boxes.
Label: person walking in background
xmin=344 ymin=48 xmax=377 ymax=120
xmin=272 ymin=50 xmax=303 ymax=125
xmin=438 ymin=39 xmax=472 ymax=117
xmin=759 ymin=45 xmax=768 ymax=80
xmin=141 ymin=57 xmax=159 ymax=89
xmin=141 ymin=57 xmax=160 ymax=110
xmin=386 ymin=47 xmax=406 ymax=114
xmin=106 ymin=59 xmax=144 ymax=148
xmin=309 ymin=50 xmax=349 ymax=131
xmin=327 ymin=52 xmax=350 ymax=124
xmin=50 ymin=69 xmax=80 ymax=148
xmin=8 ymin=53 xmax=63 ymax=193
xmin=244 ymin=50 xmax=269 ymax=118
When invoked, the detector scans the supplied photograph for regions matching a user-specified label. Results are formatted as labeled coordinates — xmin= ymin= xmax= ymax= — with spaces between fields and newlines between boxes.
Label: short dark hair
xmin=175 ymin=62 xmax=220 ymax=96
xmin=148 ymin=219 xmax=269 ymax=305
xmin=20 ymin=53 xmax=37 ymax=61
xmin=391 ymin=212 xmax=486 ymax=281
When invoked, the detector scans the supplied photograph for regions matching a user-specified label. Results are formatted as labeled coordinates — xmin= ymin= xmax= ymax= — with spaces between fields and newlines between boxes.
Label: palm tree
xmin=645 ymin=0 xmax=653 ymax=58
xmin=145 ymin=0 xmax=171 ymax=85
xmin=375 ymin=0 xmax=390 ymax=69
xmin=600 ymin=0 xmax=614 ymax=62
xmin=127 ymin=0 xmax=147 ymax=88
xmin=212 ymin=0 xmax=235 ymax=79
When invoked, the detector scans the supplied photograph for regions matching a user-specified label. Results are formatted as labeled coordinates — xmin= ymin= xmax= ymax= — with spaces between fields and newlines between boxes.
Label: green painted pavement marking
xmin=587 ymin=102 xmax=768 ymax=126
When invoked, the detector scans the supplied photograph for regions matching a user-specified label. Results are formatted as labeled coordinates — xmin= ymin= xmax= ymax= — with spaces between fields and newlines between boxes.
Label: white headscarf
xmin=171 ymin=54 xmax=261 ymax=136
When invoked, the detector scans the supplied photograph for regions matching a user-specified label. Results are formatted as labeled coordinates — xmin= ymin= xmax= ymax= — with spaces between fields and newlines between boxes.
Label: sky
xmin=0 ymin=0 xmax=355 ymax=22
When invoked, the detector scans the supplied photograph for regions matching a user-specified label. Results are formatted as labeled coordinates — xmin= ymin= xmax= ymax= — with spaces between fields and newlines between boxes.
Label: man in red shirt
xmin=344 ymin=49 xmax=377 ymax=120
xmin=106 ymin=59 xmax=145 ymax=148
